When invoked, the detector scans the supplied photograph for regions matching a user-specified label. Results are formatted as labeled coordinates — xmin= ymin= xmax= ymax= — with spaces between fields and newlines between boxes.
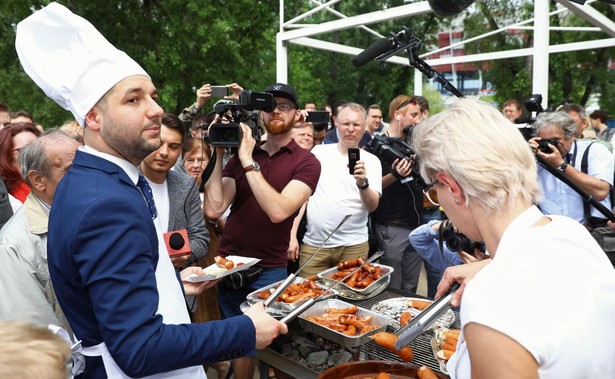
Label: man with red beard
xmin=204 ymin=83 xmax=321 ymax=379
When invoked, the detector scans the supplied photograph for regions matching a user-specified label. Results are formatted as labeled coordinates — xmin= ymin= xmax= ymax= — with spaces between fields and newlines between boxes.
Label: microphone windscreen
xmin=169 ymin=232 xmax=185 ymax=250
xmin=352 ymin=38 xmax=394 ymax=68
xmin=428 ymin=0 xmax=476 ymax=16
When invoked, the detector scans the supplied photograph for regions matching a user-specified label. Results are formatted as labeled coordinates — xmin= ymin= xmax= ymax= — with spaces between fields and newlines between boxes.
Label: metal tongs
xmin=263 ymin=214 xmax=352 ymax=308
xmin=280 ymin=250 xmax=384 ymax=324
xmin=394 ymin=281 xmax=460 ymax=350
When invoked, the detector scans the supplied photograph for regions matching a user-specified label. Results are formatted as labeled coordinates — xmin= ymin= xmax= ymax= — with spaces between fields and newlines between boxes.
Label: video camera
xmin=364 ymin=134 xmax=424 ymax=186
xmin=208 ymin=90 xmax=275 ymax=148
xmin=440 ymin=220 xmax=486 ymax=253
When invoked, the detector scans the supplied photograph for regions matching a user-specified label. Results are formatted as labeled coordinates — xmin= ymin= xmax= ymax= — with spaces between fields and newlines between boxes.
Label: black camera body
xmin=365 ymin=134 xmax=424 ymax=185
xmin=537 ymin=138 xmax=560 ymax=154
xmin=208 ymin=90 xmax=275 ymax=148
xmin=440 ymin=221 xmax=486 ymax=253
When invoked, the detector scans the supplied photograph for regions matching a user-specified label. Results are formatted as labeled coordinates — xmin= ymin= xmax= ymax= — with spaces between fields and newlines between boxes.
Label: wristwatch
xmin=557 ymin=161 xmax=569 ymax=173
xmin=243 ymin=161 xmax=260 ymax=173
xmin=357 ymin=178 xmax=369 ymax=190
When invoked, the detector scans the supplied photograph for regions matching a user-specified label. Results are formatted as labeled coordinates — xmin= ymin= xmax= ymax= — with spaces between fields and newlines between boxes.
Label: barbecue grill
xmin=257 ymin=287 xmax=460 ymax=379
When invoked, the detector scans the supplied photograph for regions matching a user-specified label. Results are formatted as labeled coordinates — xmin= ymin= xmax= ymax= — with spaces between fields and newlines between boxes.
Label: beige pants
xmin=298 ymin=241 xmax=369 ymax=278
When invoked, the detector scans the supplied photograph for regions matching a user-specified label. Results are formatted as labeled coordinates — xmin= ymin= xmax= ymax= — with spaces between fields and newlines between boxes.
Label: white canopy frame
xmin=277 ymin=0 xmax=615 ymax=108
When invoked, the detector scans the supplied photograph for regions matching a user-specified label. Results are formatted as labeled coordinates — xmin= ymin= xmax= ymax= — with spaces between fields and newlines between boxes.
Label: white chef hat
xmin=15 ymin=2 xmax=149 ymax=127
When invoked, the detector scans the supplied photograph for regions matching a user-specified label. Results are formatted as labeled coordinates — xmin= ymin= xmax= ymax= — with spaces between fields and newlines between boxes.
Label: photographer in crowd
xmin=529 ymin=111 xmax=613 ymax=227
xmin=409 ymin=219 xmax=489 ymax=275
xmin=369 ymin=95 xmax=424 ymax=293
xmin=204 ymin=83 xmax=321 ymax=379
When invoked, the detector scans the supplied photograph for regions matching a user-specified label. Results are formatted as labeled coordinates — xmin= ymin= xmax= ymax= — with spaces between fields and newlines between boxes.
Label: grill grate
xmin=352 ymin=289 xmax=460 ymax=374
xmin=266 ymin=289 xmax=460 ymax=377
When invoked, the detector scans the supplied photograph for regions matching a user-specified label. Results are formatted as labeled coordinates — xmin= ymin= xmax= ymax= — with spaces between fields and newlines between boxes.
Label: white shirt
xmin=448 ymin=206 xmax=615 ymax=378
xmin=303 ymin=144 xmax=382 ymax=247
xmin=146 ymin=178 xmax=170 ymax=232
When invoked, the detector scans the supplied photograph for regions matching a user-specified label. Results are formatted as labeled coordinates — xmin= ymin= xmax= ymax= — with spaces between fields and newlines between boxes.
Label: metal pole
xmin=533 ymin=0 xmax=550 ymax=109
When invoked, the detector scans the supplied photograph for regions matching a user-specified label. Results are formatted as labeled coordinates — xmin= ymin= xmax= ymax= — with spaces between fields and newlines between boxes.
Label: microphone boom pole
xmin=353 ymin=27 xmax=464 ymax=99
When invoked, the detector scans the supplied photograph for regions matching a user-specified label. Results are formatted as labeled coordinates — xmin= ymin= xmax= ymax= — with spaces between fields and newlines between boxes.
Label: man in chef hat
xmin=16 ymin=3 xmax=286 ymax=378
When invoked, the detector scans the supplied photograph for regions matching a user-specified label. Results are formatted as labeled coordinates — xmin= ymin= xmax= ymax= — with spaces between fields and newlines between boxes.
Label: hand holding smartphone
xmin=210 ymin=85 xmax=229 ymax=98
xmin=348 ymin=148 xmax=360 ymax=175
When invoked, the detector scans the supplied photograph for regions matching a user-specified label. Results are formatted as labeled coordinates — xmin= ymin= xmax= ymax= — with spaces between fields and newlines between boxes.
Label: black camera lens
xmin=537 ymin=138 xmax=560 ymax=154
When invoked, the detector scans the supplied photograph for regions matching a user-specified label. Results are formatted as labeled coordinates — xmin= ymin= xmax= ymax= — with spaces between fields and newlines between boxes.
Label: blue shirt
xmin=408 ymin=220 xmax=462 ymax=274
xmin=538 ymin=139 xmax=614 ymax=223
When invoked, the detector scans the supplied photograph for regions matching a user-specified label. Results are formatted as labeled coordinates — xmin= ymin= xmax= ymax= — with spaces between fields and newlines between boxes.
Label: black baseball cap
xmin=264 ymin=83 xmax=299 ymax=108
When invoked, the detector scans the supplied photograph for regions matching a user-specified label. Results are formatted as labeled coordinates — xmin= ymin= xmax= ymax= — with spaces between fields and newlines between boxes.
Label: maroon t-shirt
xmin=218 ymin=139 xmax=321 ymax=268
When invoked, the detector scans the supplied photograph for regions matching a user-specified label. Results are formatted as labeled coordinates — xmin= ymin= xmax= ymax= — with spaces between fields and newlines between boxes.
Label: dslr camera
xmin=440 ymin=220 xmax=486 ymax=253
xmin=208 ymin=90 xmax=275 ymax=148
xmin=364 ymin=134 xmax=424 ymax=186
xmin=537 ymin=138 xmax=560 ymax=154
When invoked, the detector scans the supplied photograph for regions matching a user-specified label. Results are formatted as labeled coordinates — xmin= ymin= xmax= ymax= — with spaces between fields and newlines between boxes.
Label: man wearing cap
xmin=204 ymin=82 xmax=321 ymax=379
xmin=16 ymin=4 xmax=286 ymax=379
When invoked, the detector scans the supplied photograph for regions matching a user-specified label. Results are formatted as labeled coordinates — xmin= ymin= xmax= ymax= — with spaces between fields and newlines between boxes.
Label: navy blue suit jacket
xmin=48 ymin=150 xmax=254 ymax=378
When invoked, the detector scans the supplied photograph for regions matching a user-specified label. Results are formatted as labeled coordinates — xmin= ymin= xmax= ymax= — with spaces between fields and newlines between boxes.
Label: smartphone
xmin=305 ymin=111 xmax=330 ymax=124
xmin=210 ymin=86 xmax=229 ymax=98
xmin=348 ymin=148 xmax=360 ymax=175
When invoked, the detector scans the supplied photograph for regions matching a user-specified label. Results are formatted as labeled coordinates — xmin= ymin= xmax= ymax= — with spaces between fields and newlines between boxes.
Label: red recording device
xmin=163 ymin=229 xmax=191 ymax=257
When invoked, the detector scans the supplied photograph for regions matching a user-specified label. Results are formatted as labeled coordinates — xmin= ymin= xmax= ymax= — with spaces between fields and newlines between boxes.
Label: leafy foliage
xmin=1 ymin=0 xmax=614 ymax=128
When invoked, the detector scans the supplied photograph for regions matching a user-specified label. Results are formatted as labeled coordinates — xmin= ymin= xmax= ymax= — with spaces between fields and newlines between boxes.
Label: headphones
xmin=396 ymin=115 xmax=400 ymax=120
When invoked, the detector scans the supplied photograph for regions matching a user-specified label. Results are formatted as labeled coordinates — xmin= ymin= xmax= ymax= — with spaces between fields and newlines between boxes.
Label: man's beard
xmin=265 ymin=120 xmax=293 ymax=136
xmin=102 ymin=119 xmax=160 ymax=165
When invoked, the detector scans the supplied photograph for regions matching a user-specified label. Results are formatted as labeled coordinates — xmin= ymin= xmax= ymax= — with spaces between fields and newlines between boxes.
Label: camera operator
xmin=371 ymin=95 xmax=425 ymax=293
xmin=409 ymin=220 xmax=489 ymax=275
xmin=529 ymin=111 xmax=613 ymax=227
xmin=203 ymin=83 xmax=321 ymax=379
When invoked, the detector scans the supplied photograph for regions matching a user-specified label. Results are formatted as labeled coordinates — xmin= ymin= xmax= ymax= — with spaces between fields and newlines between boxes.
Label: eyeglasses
xmin=274 ymin=103 xmax=295 ymax=112
xmin=423 ymin=179 xmax=439 ymax=206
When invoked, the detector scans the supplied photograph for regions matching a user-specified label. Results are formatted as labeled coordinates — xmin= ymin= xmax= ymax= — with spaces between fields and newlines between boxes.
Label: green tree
xmin=461 ymin=0 xmax=615 ymax=111
xmin=0 ymin=1 xmax=280 ymax=128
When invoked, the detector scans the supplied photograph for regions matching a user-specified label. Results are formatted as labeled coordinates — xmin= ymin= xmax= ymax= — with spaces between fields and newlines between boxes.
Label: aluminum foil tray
xmin=298 ymin=299 xmax=389 ymax=348
xmin=317 ymin=263 xmax=394 ymax=296
xmin=246 ymin=276 xmax=336 ymax=314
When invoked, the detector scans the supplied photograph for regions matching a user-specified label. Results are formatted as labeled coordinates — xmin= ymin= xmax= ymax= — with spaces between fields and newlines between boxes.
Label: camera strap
xmin=198 ymin=148 xmax=217 ymax=192
xmin=537 ymin=144 xmax=615 ymax=222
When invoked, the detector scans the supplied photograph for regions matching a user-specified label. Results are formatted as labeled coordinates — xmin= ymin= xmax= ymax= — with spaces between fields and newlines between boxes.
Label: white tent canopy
xmin=276 ymin=0 xmax=615 ymax=108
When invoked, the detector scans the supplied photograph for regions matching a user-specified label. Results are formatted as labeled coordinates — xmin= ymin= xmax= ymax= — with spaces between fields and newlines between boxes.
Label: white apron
xmin=81 ymin=217 xmax=206 ymax=379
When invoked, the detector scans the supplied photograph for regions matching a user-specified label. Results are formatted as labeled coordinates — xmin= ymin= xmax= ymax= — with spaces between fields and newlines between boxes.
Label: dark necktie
xmin=565 ymin=153 xmax=572 ymax=164
xmin=136 ymin=175 xmax=158 ymax=220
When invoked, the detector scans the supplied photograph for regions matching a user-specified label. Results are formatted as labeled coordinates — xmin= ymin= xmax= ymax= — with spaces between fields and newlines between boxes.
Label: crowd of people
xmin=1 ymin=3 xmax=615 ymax=379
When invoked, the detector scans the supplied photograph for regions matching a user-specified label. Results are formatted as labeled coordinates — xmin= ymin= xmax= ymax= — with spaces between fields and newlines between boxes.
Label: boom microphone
xmin=428 ymin=0 xmax=476 ymax=17
xmin=352 ymin=38 xmax=395 ymax=68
